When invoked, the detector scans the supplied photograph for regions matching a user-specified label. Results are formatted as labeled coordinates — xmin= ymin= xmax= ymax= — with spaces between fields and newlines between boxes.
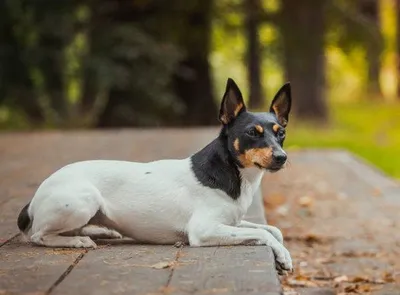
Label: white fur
xmin=25 ymin=158 xmax=292 ymax=272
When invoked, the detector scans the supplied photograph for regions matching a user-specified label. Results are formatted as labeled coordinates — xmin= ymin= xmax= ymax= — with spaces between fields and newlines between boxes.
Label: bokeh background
xmin=1 ymin=0 xmax=399 ymax=178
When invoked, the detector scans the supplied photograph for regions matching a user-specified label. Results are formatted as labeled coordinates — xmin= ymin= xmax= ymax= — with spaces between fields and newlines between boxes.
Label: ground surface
xmin=0 ymin=129 xmax=399 ymax=295
xmin=263 ymin=151 xmax=400 ymax=294
xmin=0 ymin=129 xmax=280 ymax=295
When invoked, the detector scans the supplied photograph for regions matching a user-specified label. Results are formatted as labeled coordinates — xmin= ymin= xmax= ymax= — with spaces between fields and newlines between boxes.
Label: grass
xmin=285 ymin=101 xmax=400 ymax=179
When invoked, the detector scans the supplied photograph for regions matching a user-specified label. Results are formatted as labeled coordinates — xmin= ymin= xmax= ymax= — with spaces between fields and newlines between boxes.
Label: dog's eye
xmin=277 ymin=130 xmax=286 ymax=138
xmin=247 ymin=129 xmax=258 ymax=137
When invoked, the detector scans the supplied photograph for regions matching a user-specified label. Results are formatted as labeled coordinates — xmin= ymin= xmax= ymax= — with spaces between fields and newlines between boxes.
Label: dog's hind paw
xmin=73 ymin=236 xmax=97 ymax=248
xmin=81 ymin=226 xmax=122 ymax=240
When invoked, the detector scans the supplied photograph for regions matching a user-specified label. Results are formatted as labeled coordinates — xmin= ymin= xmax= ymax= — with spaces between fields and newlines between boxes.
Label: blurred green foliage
xmin=286 ymin=102 xmax=400 ymax=179
xmin=1 ymin=0 xmax=400 ymax=178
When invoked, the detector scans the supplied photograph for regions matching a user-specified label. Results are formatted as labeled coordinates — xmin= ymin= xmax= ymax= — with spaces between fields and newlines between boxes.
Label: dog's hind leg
xmin=29 ymin=186 xmax=104 ymax=248
xmin=80 ymin=225 xmax=122 ymax=240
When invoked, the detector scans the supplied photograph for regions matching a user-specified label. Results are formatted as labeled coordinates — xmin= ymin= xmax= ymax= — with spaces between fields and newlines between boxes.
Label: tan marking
xmin=234 ymin=103 xmax=244 ymax=117
xmin=255 ymin=125 xmax=264 ymax=134
xmin=237 ymin=147 xmax=273 ymax=168
xmin=233 ymin=138 xmax=240 ymax=151
xmin=272 ymin=124 xmax=280 ymax=133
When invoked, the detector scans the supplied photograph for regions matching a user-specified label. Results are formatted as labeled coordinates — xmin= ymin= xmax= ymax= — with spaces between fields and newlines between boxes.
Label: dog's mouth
xmin=268 ymin=166 xmax=282 ymax=173
xmin=254 ymin=162 xmax=282 ymax=172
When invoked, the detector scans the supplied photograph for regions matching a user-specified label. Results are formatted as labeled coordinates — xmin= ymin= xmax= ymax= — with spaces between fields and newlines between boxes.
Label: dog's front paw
xmin=271 ymin=243 xmax=293 ymax=275
xmin=264 ymin=225 xmax=284 ymax=244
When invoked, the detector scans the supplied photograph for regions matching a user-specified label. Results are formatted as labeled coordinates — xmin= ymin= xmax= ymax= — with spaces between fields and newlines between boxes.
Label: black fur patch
xmin=190 ymin=132 xmax=242 ymax=200
xmin=17 ymin=202 xmax=32 ymax=233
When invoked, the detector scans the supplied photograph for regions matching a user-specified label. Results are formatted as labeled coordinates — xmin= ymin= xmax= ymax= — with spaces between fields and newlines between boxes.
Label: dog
xmin=17 ymin=78 xmax=293 ymax=273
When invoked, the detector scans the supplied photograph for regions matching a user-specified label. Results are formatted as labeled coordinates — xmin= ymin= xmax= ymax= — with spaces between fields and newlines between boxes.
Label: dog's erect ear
xmin=270 ymin=82 xmax=291 ymax=127
xmin=219 ymin=78 xmax=246 ymax=125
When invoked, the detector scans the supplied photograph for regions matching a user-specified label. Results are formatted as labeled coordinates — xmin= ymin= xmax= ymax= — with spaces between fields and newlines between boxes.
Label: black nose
xmin=273 ymin=153 xmax=287 ymax=165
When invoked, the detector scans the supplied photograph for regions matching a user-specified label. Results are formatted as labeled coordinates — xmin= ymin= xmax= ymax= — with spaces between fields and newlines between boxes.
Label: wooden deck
xmin=1 ymin=129 xmax=399 ymax=294
xmin=0 ymin=129 xmax=281 ymax=295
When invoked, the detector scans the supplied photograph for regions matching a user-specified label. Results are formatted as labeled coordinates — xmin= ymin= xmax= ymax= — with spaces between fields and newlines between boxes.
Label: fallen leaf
xmin=298 ymin=196 xmax=313 ymax=207
xmin=286 ymin=279 xmax=318 ymax=287
xmin=372 ymin=188 xmax=382 ymax=197
xmin=334 ymin=275 xmax=349 ymax=283
xmin=350 ymin=276 xmax=369 ymax=283
xmin=294 ymin=274 xmax=310 ymax=281
xmin=276 ymin=205 xmax=289 ymax=216
xmin=383 ymin=272 xmax=395 ymax=283
xmin=304 ymin=234 xmax=324 ymax=245
xmin=316 ymin=257 xmax=335 ymax=264
xmin=344 ymin=284 xmax=358 ymax=292
xmin=151 ymin=261 xmax=173 ymax=269
xmin=264 ymin=193 xmax=287 ymax=209
xmin=358 ymin=284 xmax=372 ymax=292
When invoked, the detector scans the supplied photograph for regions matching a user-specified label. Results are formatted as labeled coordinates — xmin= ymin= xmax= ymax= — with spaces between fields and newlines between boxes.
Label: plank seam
xmin=164 ymin=246 xmax=183 ymax=293
xmin=0 ymin=233 xmax=20 ymax=248
xmin=46 ymin=250 xmax=87 ymax=294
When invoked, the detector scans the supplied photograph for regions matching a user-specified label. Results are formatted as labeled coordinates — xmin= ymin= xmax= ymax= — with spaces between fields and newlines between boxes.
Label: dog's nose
xmin=273 ymin=153 xmax=287 ymax=165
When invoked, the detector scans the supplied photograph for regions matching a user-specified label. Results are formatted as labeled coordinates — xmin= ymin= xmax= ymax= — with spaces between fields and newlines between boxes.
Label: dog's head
xmin=219 ymin=78 xmax=291 ymax=172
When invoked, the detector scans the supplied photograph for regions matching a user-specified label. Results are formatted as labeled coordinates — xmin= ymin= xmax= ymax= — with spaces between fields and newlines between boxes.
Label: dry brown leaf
xmin=383 ymin=272 xmax=395 ymax=283
xmin=358 ymin=284 xmax=372 ymax=292
xmin=344 ymin=284 xmax=358 ymax=293
xmin=316 ymin=257 xmax=335 ymax=264
xmin=286 ymin=279 xmax=318 ymax=287
xmin=298 ymin=196 xmax=313 ymax=207
xmin=264 ymin=193 xmax=287 ymax=209
xmin=344 ymin=283 xmax=372 ymax=293
xmin=372 ymin=188 xmax=382 ymax=197
xmin=304 ymin=233 xmax=324 ymax=245
xmin=334 ymin=275 xmax=349 ymax=283
xmin=151 ymin=261 xmax=173 ymax=269
xmin=276 ymin=205 xmax=289 ymax=216
xmin=350 ymin=276 xmax=369 ymax=283
xmin=294 ymin=274 xmax=310 ymax=281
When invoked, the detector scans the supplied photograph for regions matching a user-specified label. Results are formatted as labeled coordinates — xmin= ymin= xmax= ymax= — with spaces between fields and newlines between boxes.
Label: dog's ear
xmin=219 ymin=78 xmax=246 ymax=125
xmin=270 ymin=82 xmax=291 ymax=127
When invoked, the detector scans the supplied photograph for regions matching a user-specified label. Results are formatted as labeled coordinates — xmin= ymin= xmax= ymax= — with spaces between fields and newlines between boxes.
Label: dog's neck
xmin=239 ymin=167 xmax=264 ymax=187
xmin=190 ymin=133 xmax=264 ymax=200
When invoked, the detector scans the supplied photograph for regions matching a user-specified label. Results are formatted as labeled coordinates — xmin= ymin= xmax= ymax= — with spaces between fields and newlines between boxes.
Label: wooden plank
xmin=169 ymin=246 xmax=280 ymax=295
xmin=262 ymin=150 xmax=400 ymax=295
xmin=0 ymin=130 xmax=281 ymax=295
xmin=0 ymin=198 xmax=29 ymax=246
xmin=0 ymin=238 xmax=85 ymax=294
xmin=168 ymin=191 xmax=282 ymax=295
xmin=52 ymin=244 xmax=179 ymax=295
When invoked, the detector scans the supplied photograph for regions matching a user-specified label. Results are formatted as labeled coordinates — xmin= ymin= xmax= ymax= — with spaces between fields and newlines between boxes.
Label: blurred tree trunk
xmin=244 ymin=0 xmax=263 ymax=109
xmin=0 ymin=0 xmax=45 ymax=124
xmin=40 ymin=35 xmax=68 ymax=121
xmin=280 ymin=0 xmax=328 ymax=122
xmin=360 ymin=0 xmax=382 ymax=98
xmin=397 ymin=0 xmax=400 ymax=98
xmin=173 ymin=0 xmax=217 ymax=126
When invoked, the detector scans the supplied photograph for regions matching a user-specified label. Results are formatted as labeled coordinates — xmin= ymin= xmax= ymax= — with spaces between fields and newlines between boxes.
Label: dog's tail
xmin=17 ymin=202 xmax=32 ymax=234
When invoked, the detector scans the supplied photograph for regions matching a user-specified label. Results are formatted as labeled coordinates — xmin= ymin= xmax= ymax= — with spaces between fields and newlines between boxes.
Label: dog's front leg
xmin=188 ymin=224 xmax=292 ymax=272
xmin=238 ymin=220 xmax=284 ymax=244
